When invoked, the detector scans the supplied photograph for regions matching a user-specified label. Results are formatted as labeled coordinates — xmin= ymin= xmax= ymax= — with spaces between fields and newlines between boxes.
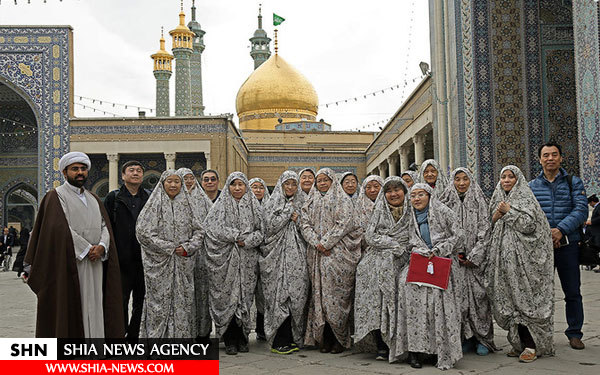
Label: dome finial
xmin=258 ymin=4 xmax=263 ymax=29
xmin=274 ymin=29 xmax=278 ymax=55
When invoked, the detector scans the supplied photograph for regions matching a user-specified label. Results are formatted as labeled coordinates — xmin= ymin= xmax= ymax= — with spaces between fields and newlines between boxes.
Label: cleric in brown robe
xmin=25 ymin=152 xmax=124 ymax=338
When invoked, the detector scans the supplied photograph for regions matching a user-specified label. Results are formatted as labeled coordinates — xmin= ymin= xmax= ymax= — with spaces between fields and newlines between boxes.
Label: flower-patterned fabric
xmin=438 ymin=167 xmax=497 ymax=350
xmin=355 ymin=177 xmax=411 ymax=355
xmin=136 ymin=170 xmax=203 ymax=338
xmin=260 ymin=171 xmax=309 ymax=346
xmin=392 ymin=191 xmax=464 ymax=370
xmin=176 ymin=168 xmax=213 ymax=337
xmin=486 ymin=165 xmax=554 ymax=356
xmin=203 ymin=172 xmax=264 ymax=339
xmin=300 ymin=168 xmax=362 ymax=348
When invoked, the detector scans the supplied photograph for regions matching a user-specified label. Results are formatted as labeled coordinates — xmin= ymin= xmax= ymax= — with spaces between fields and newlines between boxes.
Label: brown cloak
xmin=25 ymin=189 xmax=124 ymax=338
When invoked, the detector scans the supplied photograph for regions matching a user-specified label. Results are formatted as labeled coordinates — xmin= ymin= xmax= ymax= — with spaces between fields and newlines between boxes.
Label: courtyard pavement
xmin=1 ymin=257 xmax=599 ymax=374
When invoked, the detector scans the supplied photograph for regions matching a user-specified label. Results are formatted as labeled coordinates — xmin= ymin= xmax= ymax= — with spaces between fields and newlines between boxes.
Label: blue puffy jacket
xmin=529 ymin=168 xmax=588 ymax=242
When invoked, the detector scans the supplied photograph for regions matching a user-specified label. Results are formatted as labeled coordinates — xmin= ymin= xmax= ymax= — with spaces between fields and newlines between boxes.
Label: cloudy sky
xmin=1 ymin=0 xmax=431 ymax=131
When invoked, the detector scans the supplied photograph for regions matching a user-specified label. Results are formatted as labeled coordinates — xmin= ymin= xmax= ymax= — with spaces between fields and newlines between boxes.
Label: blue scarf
xmin=415 ymin=206 xmax=432 ymax=249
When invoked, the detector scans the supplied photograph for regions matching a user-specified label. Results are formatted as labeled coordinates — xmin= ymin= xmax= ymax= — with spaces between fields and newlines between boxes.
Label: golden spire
xmin=169 ymin=1 xmax=194 ymax=50
xmin=151 ymin=27 xmax=174 ymax=72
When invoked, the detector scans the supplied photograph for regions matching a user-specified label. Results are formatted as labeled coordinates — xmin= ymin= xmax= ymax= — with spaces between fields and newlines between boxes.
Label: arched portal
xmin=0 ymin=81 xmax=39 ymax=226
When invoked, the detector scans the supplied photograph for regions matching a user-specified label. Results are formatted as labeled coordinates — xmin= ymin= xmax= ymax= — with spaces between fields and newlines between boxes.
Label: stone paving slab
xmin=1 ymin=266 xmax=600 ymax=373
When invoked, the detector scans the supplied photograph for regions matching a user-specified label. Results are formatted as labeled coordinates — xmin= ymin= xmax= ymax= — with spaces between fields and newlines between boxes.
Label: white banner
xmin=0 ymin=338 xmax=57 ymax=360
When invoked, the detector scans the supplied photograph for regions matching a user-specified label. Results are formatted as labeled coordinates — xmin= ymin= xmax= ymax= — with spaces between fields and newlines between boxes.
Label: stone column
xmin=204 ymin=152 xmax=211 ymax=170
xmin=379 ymin=161 xmax=387 ymax=179
xmin=413 ymin=134 xmax=426 ymax=166
xmin=399 ymin=146 xmax=410 ymax=172
xmin=387 ymin=155 xmax=398 ymax=177
xmin=107 ymin=153 xmax=119 ymax=192
xmin=165 ymin=152 xmax=176 ymax=171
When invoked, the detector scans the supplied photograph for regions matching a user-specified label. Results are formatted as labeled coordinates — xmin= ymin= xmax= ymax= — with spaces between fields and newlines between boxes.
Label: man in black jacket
xmin=587 ymin=195 xmax=600 ymax=247
xmin=104 ymin=160 xmax=150 ymax=340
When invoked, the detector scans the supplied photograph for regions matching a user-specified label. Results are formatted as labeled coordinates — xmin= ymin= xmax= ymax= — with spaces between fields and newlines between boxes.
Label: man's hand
xmin=551 ymin=228 xmax=563 ymax=248
xmin=89 ymin=245 xmax=105 ymax=261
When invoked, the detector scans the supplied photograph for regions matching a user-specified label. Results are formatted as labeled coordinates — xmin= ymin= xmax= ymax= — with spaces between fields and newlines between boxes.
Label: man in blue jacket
xmin=529 ymin=142 xmax=588 ymax=350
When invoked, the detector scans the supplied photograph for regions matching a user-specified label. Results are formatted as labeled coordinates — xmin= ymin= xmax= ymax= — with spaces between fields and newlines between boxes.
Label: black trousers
xmin=223 ymin=319 xmax=246 ymax=347
xmin=518 ymin=324 xmax=536 ymax=349
xmin=373 ymin=329 xmax=389 ymax=351
xmin=272 ymin=316 xmax=293 ymax=348
xmin=121 ymin=261 xmax=145 ymax=340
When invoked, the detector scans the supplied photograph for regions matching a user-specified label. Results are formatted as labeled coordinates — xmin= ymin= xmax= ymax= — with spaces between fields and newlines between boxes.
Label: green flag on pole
xmin=273 ymin=13 xmax=285 ymax=26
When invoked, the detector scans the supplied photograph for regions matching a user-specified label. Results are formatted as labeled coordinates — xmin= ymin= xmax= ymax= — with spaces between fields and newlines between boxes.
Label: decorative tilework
xmin=458 ymin=0 xmax=477 ymax=174
xmin=523 ymin=0 xmax=545 ymax=177
xmin=543 ymin=48 xmax=579 ymax=175
xmin=154 ymin=71 xmax=171 ymax=116
xmin=173 ymin=49 xmax=192 ymax=116
xmin=572 ymin=1 xmax=600 ymax=195
xmin=0 ymin=176 xmax=37 ymax=226
xmin=472 ymin=0 xmax=495 ymax=194
xmin=70 ymin=123 xmax=228 ymax=135
xmin=0 ymin=26 xmax=72 ymax=199
xmin=247 ymin=155 xmax=366 ymax=164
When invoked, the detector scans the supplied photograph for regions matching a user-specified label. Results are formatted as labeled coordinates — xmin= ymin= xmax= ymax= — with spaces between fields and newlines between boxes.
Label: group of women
xmin=133 ymin=159 xmax=555 ymax=370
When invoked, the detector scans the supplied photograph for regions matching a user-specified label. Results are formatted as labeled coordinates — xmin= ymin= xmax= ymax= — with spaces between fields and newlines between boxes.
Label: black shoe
xmin=409 ymin=352 xmax=422 ymax=369
xmin=238 ymin=342 xmax=249 ymax=353
xmin=271 ymin=345 xmax=295 ymax=355
xmin=225 ymin=345 xmax=238 ymax=355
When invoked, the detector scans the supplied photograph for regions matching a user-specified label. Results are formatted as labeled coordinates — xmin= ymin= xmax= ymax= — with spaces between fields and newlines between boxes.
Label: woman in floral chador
xmin=486 ymin=165 xmax=554 ymax=363
xmin=418 ymin=159 xmax=448 ymax=198
xmin=355 ymin=177 xmax=411 ymax=361
xmin=136 ymin=170 xmax=203 ymax=338
xmin=176 ymin=168 xmax=213 ymax=340
xmin=204 ymin=172 xmax=264 ymax=355
xmin=300 ymin=168 xmax=362 ymax=354
xmin=260 ymin=171 xmax=309 ymax=354
xmin=393 ymin=183 xmax=463 ymax=370
xmin=439 ymin=168 xmax=497 ymax=355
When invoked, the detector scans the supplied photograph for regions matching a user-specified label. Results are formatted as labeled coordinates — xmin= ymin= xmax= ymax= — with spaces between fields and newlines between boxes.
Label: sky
xmin=0 ymin=0 xmax=431 ymax=131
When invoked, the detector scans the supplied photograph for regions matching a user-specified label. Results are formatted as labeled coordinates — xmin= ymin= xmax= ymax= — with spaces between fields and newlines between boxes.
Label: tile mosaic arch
xmin=0 ymin=27 xmax=72 ymax=196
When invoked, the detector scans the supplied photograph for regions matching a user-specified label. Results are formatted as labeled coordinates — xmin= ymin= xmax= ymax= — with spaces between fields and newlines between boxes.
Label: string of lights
xmin=0 ymin=116 xmax=37 ymax=137
xmin=76 ymin=95 xmax=154 ymax=114
xmin=0 ymin=1 xmax=67 ymax=5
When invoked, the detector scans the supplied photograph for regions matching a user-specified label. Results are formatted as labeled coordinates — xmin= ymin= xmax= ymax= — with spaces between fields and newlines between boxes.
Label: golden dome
xmin=236 ymin=54 xmax=319 ymax=130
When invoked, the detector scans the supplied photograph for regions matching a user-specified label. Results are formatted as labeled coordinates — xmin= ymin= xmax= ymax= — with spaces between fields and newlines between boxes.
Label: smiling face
xmin=410 ymin=189 xmax=430 ymax=210
xmin=283 ymin=179 xmax=298 ymax=198
xmin=163 ymin=175 xmax=182 ymax=199
xmin=453 ymin=171 xmax=471 ymax=194
xmin=122 ymin=164 xmax=144 ymax=186
xmin=423 ymin=165 xmax=438 ymax=185
xmin=63 ymin=163 xmax=88 ymax=188
xmin=316 ymin=174 xmax=332 ymax=193
xmin=229 ymin=179 xmax=247 ymax=200
xmin=500 ymin=169 xmax=517 ymax=192
xmin=385 ymin=185 xmax=405 ymax=207
xmin=201 ymin=172 xmax=219 ymax=193
xmin=183 ymin=173 xmax=196 ymax=191
xmin=342 ymin=175 xmax=358 ymax=196
xmin=365 ymin=180 xmax=382 ymax=201
xmin=250 ymin=181 xmax=266 ymax=201
xmin=299 ymin=170 xmax=315 ymax=193
xmin=539 ymin=145 xmax=562 ymax=175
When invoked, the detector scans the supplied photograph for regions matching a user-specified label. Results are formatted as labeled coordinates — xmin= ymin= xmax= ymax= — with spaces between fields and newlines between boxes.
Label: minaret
xmin=250 ymin=5 xmax=271 ymax=70
xmin=169 ymin=2 xmax=194 ymax=116
xmin=187 ymin=0 xmax=205 ymax=115
xmin=151 ymin=28 xmax=174 ymax=117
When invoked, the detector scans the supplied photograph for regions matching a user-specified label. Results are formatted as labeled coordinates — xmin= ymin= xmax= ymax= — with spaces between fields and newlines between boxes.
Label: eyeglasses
xmin=203 ymin=177 xmax=217 ymax=182
xmin=410 ymin=192 xmax=429 ymax=199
